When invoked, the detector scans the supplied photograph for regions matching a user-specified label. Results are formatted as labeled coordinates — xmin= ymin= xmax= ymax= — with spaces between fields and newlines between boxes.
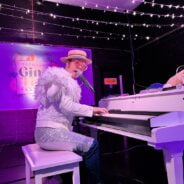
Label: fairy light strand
xmin=78 ymin=1 xmax=184 ymax=19
xmin=0 ymin=4 xmax=182 ymax=30
xmin=142 ymin=0 xmax=184 ymax=11
xmin=0 ymin=10 xmax=181 ymax=33
xmin=0 ymin=26 xmax=151 ymax=41
xmin=1 ymin=2 xmax=184 ymax=24
xmin=0 ymin=2 xmax=182 ymax=42
xmin=0 ymin=12 xmax=156 ymax=39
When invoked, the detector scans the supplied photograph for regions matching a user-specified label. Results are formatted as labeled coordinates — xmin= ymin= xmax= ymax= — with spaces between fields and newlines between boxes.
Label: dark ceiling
xmin=0 ymin=0 xmax=184 ymax=50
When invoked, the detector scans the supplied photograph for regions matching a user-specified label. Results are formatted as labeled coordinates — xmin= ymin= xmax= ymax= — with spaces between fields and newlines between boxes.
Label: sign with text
xmin=104 ymin=77 xmax=118 ymax=85
xmin=0 ymin=43 xmax=93 ymax=109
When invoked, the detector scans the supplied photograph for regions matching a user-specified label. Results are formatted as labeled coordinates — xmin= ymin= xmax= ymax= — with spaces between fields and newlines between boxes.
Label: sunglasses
xmin=68 ymin=59 xmax=88 ymax=71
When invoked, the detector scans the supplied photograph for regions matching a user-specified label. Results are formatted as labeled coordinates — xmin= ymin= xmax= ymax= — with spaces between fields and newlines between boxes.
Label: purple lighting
xmin=0 ymin=42 xmax=94 ymax=110
xmin=44 ymin=0 xmax=142 ymax=11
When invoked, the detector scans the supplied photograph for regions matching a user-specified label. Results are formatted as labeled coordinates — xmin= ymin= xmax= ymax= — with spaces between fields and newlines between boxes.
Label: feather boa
xmin=35 ymin=67 xmax=81 ymax=106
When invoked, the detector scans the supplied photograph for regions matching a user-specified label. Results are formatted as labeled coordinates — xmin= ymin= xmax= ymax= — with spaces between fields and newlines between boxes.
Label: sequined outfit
xmin=34 ymin=67 xmax=102 ymax=184
xmin=35 ymin=127 xmax=94 ymax=153
xmin=34 ymin=67 xmax=94 ymax=152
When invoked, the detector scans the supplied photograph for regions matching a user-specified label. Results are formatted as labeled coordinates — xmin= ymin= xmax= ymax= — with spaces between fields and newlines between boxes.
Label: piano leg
xmin=152 ymin=142 xmax=184 ymax=184
xmin=163 ymin=149 xmax=183 ymax=184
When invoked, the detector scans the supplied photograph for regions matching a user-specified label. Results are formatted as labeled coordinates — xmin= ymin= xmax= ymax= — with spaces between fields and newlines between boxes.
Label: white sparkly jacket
xmin=35 ymin=67 xmax=93 ymax=131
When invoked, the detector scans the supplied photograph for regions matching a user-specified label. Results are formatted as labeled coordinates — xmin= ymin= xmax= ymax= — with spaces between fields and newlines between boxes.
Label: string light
xmin=1 ymin=2 xmax=184 ymax=25
xmin=142 ymin=0 xmax=184 ymax=11
xmin=1 ymin=11 xmax=181 ymax=45
xmin=76 ymin=1 xmax=184 ymax=19
xmin=0 ymin=2 xmax=183 ymax=45
xmin=26 ymin=9 xmax=30 ymax=14
xmin=0 ymin=5 xmax=180 ymax=29
xmin=0 ymin=26 xmax=151 ymax=41
xmin=0 ymin=12 xmax=124 ymax=37
xmin=0 ymin=12 xmax=150 ymax=39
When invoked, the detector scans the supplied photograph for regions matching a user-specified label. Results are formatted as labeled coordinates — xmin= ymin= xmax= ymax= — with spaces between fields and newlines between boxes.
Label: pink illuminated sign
xmin=0 ymin=42 xmax=94 ymax=109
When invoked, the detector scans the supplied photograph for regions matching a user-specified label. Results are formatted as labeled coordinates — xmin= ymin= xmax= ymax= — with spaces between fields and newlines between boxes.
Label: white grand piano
xmin=81 ymin=87 xmax=184 ymax=184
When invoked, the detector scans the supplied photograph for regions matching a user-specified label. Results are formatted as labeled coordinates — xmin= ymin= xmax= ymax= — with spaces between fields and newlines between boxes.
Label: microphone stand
xmin=77 ymin=70 xmax=95 ymax=93
xmin=127 ymin=14 xmax=136 ymax=95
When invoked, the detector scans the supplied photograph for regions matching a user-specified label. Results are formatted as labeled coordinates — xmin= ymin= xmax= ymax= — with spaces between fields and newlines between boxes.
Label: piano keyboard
xmin=85 ymin=111 xmax=184 ymax=136
xmin=85 ymin=111 xmax=153 ymax=136
xmin=95 ymin=113 xmax=154 ymax=121
xmin=81 ymin=88 xmax=184 ymax=184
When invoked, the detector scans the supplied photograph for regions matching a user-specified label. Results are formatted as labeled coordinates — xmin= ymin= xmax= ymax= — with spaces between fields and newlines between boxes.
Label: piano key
xmin=108 ymin=109 xmax=166 ymax=116
xmin=95 ymin=113 xmax=154 ymax=121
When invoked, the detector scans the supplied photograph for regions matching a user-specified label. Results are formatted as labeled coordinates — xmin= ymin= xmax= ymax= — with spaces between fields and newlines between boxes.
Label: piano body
xmin=82 ymin=87 xmax=184 ymax=184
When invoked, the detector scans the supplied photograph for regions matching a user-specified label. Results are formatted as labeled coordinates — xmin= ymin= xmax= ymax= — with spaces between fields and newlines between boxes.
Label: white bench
xmin=22 ymin=144 xmax=82 ymax=184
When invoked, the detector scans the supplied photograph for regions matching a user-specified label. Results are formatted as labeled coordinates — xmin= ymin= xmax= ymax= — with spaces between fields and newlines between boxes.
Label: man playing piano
xmin=34 ymin=49 xmax=108 ymax=184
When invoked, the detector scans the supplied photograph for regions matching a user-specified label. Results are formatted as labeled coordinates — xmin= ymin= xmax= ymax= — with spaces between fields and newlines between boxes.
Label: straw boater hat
xmin=60 ymin=49 xmax=92 ymax=64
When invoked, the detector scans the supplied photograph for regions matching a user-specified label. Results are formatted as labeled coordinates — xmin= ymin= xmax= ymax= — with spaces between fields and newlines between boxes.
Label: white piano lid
xmin=44 ymin=0 xmax=142 ymax=11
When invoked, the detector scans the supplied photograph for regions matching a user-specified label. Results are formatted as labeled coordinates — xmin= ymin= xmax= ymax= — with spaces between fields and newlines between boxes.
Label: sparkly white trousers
xmin=35 ymin=127 xmax=94 ymax=153
xmin=35 ymin=127 xmax=102 ymax=184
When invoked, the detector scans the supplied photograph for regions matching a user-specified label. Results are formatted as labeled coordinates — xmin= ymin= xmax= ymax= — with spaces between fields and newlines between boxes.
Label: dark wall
xmin=135 ymin=29 xmax=184 ymax=90
xmin=92 ymin=49 xmax=133 ymax=104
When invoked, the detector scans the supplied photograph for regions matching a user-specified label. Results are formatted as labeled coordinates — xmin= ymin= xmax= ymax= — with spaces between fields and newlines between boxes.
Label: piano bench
xmin=22 ymin=143 xmax=82 ymax=184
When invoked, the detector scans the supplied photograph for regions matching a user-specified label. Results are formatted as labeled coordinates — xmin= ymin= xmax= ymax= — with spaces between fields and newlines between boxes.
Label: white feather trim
xmin=35 ymin=67 xmax=81 ymax=106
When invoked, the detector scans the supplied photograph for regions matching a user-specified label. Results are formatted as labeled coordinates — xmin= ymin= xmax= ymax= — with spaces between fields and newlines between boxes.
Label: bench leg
xmin=25 ymin=159 xmax=31 ymax=184
xmin=35 ymin=174 xmax=43 ymax=184
xmin=73 ymin=163 xmax=80 ymax=184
